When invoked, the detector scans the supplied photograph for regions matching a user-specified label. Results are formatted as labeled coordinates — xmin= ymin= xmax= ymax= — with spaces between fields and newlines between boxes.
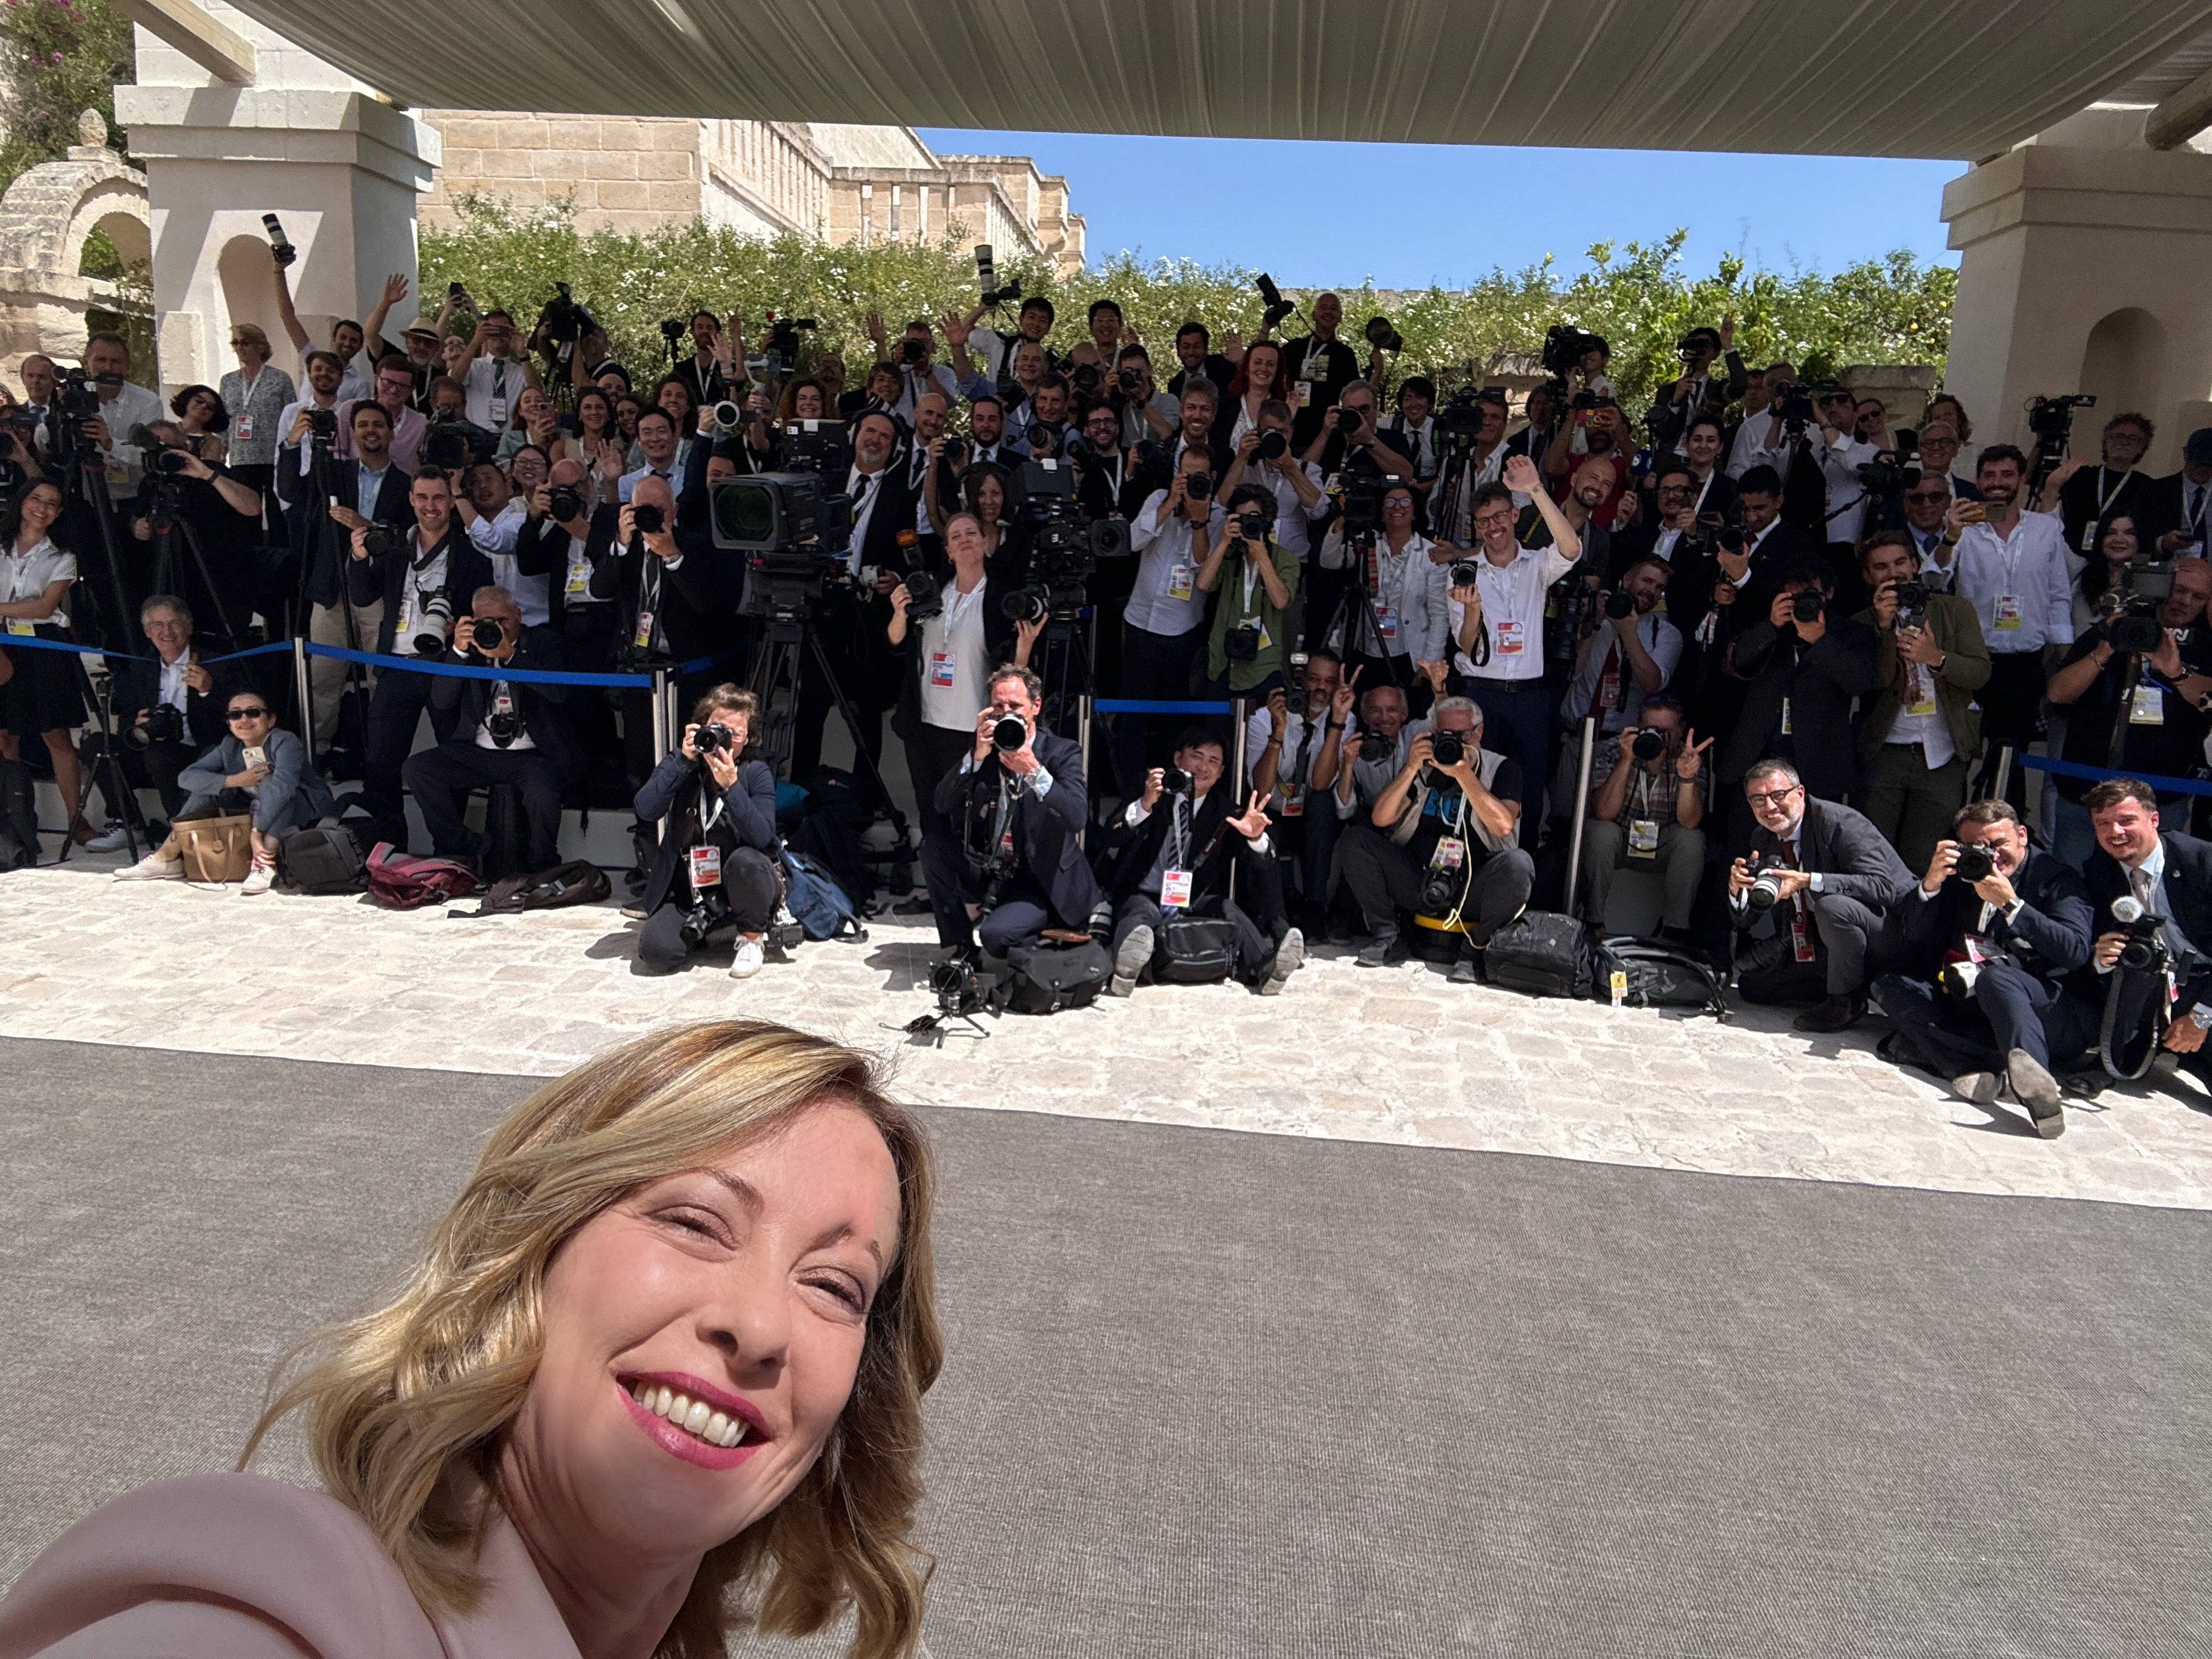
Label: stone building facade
xmin=417 ymin=114 xmax=1086 ymax=275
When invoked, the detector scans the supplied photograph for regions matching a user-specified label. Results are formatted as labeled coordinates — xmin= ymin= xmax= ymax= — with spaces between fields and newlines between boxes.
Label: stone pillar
xmin=112 ymin=5 xmax=437 ymax=397
xmin=1943 ymin=110 xmax=2212 ymax=473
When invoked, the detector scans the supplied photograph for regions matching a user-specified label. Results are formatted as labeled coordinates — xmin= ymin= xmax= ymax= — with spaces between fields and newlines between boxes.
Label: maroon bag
xmin=365 ymin=842 xmax=481 ymax=909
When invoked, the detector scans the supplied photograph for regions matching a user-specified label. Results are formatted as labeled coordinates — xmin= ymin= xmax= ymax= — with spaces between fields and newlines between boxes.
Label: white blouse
xmin=1 ymin=534 xmax=75 ymax=627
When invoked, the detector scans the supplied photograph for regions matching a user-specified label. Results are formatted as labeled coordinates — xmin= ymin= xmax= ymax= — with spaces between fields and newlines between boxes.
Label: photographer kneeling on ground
xmin=1728 ymin=759 xmax=1914 ymax=1031
xmin=402 ymin=586 xmax=580 ymax=871
xmin=2079 ymin=777 xmax=2212 ymax=1093
xmin=631 ymin=686 xmax=781 ymax=979
xmin=1577 ymin=691 xmax=1711 ymax=943
xmin=114 ymin=690 xmax=336 ymax=893
xmin=1870 ymin=798 xmax=2095 ymax=1137
xmin=81 ymin=594 xmax=235 ymax=848
xmin=1342 ymin=695 xmax=1534 ymax=979
xmin=920 ymin=664 xmax=1106 ymax=961
xmin=1103 ymin=727 xmax=1304 ymax=996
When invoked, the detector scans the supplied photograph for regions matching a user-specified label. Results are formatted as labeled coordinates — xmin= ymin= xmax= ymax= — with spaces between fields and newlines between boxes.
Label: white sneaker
xmin=729 ymin=936 xmax=766 ymax=979
xmin=241 ymin=862 xmax=277 ymax=896
xmin=84 ymin=822 xmax=132 ymax=853
xmin=114 ymin=850 xmax=183 ymax=881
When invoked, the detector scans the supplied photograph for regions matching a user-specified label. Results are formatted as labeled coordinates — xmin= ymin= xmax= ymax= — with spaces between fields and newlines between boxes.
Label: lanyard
xmin=2094 ymin=466 xmax=2131 ymax=521
xmin=940 ymin=575 xmax=984 ymax=636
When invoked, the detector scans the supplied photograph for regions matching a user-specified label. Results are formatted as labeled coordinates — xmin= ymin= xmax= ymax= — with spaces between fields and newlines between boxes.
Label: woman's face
xmin=19 ymin=483 xmax=61 ymax=538
xmin=1244 ymin=345 xmax=1279 ymax=392
xmin=618 ymin=400 xmax=642 ymax=437
xmin=2103 ymin=515 xmax=2138 ymax=562
xmin=974 ymin=475 xmax=1005 ymax=523
xmin=226 ymin=698 xmax=274 ymax=744
xmin=577 ymin=393 xmax=611 ymax=433
xmin=186 ymin=390 xmax=218 ymax=427
xmin=519 ymin=388 xmax=552 ymax=428
xmin=510 ymin=449 xmax=548 ymax=492
xmin=659 ymin=382 xmax=692 ymax=424
xmin=232 ymin=334 xmax=267 ymax=369
xmin=946 ymin=518 xmax=985 ymax=565
xmin=510 ymin=1104 xmax=901 ymax=1562
xmin=794 ymin=385 xmax=824 ymax=419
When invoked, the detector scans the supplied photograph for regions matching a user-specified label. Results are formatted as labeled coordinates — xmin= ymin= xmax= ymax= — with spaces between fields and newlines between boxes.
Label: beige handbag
xmin=175 ymin=813 xmax=254 ymax=883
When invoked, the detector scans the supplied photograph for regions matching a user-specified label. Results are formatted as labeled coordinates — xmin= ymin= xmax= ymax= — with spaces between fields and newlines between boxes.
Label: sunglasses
xmin=227 ymin=707 xmax=270 ymax=720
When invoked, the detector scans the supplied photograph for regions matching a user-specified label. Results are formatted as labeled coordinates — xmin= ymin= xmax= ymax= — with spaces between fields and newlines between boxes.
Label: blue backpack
xmin=781 ymin=847 xmax=865 ymax=943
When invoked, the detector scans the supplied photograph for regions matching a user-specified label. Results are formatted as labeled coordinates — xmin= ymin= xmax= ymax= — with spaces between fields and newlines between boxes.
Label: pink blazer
xmin=0 ymin=1474 xmax=580 ymax=1658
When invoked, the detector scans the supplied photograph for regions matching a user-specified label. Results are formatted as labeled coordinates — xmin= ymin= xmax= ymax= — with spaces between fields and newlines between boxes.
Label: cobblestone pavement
xmin=4 ymin=859 xmax=2210 ymax=1210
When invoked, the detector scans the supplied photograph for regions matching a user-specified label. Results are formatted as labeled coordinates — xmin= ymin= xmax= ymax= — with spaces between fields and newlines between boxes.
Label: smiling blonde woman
xmin=0 ymin=1022 xmax=943 ymax=1659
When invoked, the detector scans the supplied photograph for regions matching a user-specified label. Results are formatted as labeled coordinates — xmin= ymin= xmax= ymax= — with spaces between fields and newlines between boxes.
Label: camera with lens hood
xmin=1632 ymin=729 xmax=1666 ymax=763
xmin=1951 ymin=843 xmax=1995 ymax=884
xmin=1429 ymin=730 xmax=1466 ymax=768
xmin=901 ymin=567 xmax=944 ymax=622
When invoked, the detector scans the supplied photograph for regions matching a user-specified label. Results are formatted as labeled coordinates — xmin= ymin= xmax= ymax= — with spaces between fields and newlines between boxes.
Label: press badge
xmin=488 ymin=397 xmax=510 ymax=427
xmin=1280 ymin=783 xmax=1304 ymax=818
xmin=566 ymin=557 xmax=591 ymax=597
xmin=1430 ymin=837 xmax=1466 ymax=871
xmin=1994 ymin=595 xmax=2023 ymax=631
xmin=1790 ymin=907 xmax=1816 ymax=962
xmin=1628 ymin=819 xmax=1660 ymax=857
xmin=1169 ymin=562 xmax=1195 ymax=602
xmin=1161 ymin=868 xmax=1193 ymax=908
xmin=234 ymin=414 xmax=256 ymax=442
xmin=1494 ymin=619 xmax=1527 ymax=657
xmin=687 ymin=844 xmax=721 ymax=890
xmin=1779 ymin=697 xmax=1792 ymax=736
xmin=1375 ymin=604 xmax=1398 ymax=644
xmin=929 ymin=651 xmax=957 ymax=688
xmin=4 ymin=618 xmax=31 ymax=636
xmin=2131 ymin=682 xmax=2165 ymax=725
xmin=633 ymin=609 xmax=654 ymax=650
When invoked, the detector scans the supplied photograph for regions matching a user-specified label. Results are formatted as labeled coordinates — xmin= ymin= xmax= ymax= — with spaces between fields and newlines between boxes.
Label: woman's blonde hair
xmin=242 ymin=1020 xmax=941 ymax=1659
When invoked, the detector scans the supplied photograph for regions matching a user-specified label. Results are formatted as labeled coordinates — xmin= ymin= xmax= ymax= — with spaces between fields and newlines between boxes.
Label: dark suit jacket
xmin=632 ymin=751 xmax=779 ymax=916
xmin=346 ymin=527 xmax=493 ymax=656
xmin=670 ymin=355 xmax=731 ymax=414
xmin=2128 ymin=469 xmax=2210 ymax=551
xmin=848 ymin=461 xmax=922 ymax=578
xmin=582 ymin=504 xmax=726 ymax=664
xmin=111 ymin=654 xmax=236 ymax=751
xmin=2083 ymin=831 xmax=2212 ymax=1007
xmin=1100 ymin=785 xmax=1256 ymax=910
xmin=1720 ymin=611 xmax=1879 ymax=800
xmin=424 ymin=624 xmax=582 ymax=782
xmin=1748 ymin=796 xmax=1914 ymax=911
xmin=515 ymin=511 xmax=602 ymax=637
xmin=934 ymin=727 xmax=1099 ymax=928
xmin=2056 ymin=464 xmax=2149 ymax=556
xmin=1877 ymin=849 xmax=2094 ymax=985
xmin=278 ymin=445 xmax=415 ymax=608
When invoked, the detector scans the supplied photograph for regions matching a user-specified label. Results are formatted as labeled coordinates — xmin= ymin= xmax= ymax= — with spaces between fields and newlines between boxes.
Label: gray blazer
xmin=178 ymin=727 xmax=336 ymax=833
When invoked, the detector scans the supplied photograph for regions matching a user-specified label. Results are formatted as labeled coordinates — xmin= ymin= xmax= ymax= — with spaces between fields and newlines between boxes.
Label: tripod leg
xmin=803 ymin=630 xmax=909 ymax=847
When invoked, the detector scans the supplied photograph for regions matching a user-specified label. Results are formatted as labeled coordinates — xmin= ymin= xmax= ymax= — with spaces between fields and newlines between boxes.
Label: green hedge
xmin=421 ymin=195 xmax=1954 ymax=411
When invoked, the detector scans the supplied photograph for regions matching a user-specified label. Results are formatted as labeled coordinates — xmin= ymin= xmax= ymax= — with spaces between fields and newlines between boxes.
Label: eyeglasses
xmin=228 ymin=707 xmax=270 ymax=721
xmin=1904 ymin=490 xmax=1948 ymax=503
xmin=1473 ymin=510 xmax=1517 ymax=529
xmin=1745 ymin=786 xmax=1801 ymax=808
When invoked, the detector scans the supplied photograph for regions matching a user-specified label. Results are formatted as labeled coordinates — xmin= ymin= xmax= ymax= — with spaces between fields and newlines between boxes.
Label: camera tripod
xmin=147 ymin=493 xmax=243 ymax=658
xmin=1029 ymin=607 xmax=1096 ymax=753
xmin=53 ymin=413 xmax=136 ymax=653
xmin=292 ymin=434 xmax=377 ymax=754
xmin=64 ymin=653 xmax=151 ymax=864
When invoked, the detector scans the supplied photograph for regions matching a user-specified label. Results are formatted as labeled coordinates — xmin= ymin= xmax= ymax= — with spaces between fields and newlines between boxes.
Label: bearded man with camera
xmin=1341 ymin=694 xmax=1533 ymax=977
xmin=1728 ymin=759 xmax=1913 ymax=1031
xmin=1576 ymin=692 xmax=1711 ymax=941
xmin=403 ymin=585 xmax=579 ymax=871
xmin=1869 ymin=798 xmax=2096 ymax=1136
xmin=919 ymin=664 xmax=1105 ymax=962
xmin=630 ymin=685 xmax=782 ymax=979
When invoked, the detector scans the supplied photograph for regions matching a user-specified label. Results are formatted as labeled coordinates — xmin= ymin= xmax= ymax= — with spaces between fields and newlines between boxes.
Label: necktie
xmin=2193 ymin=486 xmax=2207 ymax=543
xmin=1170 ymin=793 xmax=1192 ymax=872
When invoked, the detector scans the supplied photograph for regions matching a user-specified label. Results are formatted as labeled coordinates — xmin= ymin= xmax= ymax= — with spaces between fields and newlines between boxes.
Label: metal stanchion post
xmin=291 ymin=636 xmax=313 ymax=749
xmin=1989 ymin=744 xmax=2015 ymax=806
xmin=1229 ymin=695 xmax=1249 ymax=904
xmin=1076 ymin=692 xmax=1094 ymax=849
xmin=650 ymin=667 xmax=672 ymax=764
xmin=1560 ymin=715 xmax=1598 ymax=921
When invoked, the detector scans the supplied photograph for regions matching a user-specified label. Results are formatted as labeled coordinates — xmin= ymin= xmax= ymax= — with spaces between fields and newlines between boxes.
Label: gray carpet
xmin=2 ymin=1037 xmax=2208 ymax=1657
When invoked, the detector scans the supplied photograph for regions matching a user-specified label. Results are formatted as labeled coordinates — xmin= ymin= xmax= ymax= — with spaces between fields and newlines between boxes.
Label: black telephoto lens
xmin=1605 ymin=589 xmax=1635 ymax=619
xmin=1430 ymin=730 xmax=1466 ymax=768
xmin=991 ymin=714 xmax=1028 ymax=752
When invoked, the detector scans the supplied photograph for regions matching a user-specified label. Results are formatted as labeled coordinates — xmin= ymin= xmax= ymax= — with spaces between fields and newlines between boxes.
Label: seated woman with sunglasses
xmin=114 ymin=692 xmax=337 ymax=892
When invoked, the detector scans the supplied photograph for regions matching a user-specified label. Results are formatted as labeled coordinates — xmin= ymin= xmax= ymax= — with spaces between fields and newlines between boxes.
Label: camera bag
xmin=466 ymin=860 xmax=612 ymax=915
xmin=278 ymin=824 xmax=368 ymax=894
xmin=996 ymin=939 xmax=1111 ymax=1014
xmin=781 ymin=848 xmax=864 ymax=942
xmin=1588 ymin=937 xmax=1730 ymax=1020
xmin=1482 ymin=909 xmax=1592 ymax=999
xmin=364 ymin=842 xmax=481 ymax=910
xmin=1153 ymin=915 xmax=1240 ymax=984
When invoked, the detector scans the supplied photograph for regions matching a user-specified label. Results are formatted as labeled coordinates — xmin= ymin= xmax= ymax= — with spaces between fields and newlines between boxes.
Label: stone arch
xmin=0 ymin=149 xmax=150 ymax=365
xmin=215 ymin=233 xmax=284 ymax=359
xmin=2078 ymin=306 xmax=2168 ymax=436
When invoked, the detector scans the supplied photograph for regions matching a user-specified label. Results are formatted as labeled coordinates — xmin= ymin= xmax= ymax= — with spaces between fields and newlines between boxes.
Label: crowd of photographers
xmin=3 ymin=234 xmax=2210 ymax=1125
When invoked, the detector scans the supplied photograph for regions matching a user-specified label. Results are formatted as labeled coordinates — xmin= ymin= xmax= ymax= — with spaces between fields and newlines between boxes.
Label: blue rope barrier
xmin=2018 ymin=752 xmax=2212 ymax=799
xmin=0 ymin=633 xmax=153 ymax=662
xmin=301 ymin=642 xmax=658 ymax=689
xmin=1091 ymin=698 xmax=1237 ymax=715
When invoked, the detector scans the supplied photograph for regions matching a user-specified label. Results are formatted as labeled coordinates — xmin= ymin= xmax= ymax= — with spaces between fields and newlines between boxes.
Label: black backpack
xmin=278 ymin=824 xmax=367 ymax=894
xmin=1153 ymin=915 xmax=1240 ymax=984
xmin=995 ymin=940 xmax=1111 ymax=1014
xmin=466 ymin=860 xmax=613 ymax=915
xmin=1591 ymin=936 xmax=1731 ymax=1020
xmin=1482 ymin=910 xmax=1592 ymax=998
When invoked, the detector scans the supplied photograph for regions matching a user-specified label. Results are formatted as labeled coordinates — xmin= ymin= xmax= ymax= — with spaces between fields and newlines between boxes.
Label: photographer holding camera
xmin=1101 ymin=728 xmax=1302 ymax=996
xmin=1117 ymin=445 xmax=1227 ymax=798
xmin=962 ymin=292 xmax=1056 ymax=390
xmin=1103 ymin=344 xmax=1178 ymax=450
xmin=348 ymin=469 xmax=493 ymax=844
xmin=1855 ymin=529 xmax=1991 ymax=874
xmin=1250 ymin=651 xmax=1359 ymax=934
xmin=919 ymin=664 xmax=1105 ymax=962
xmin=2079 ymin=778 xmax=2212 ymax=1089
xmin=1218 ymin=400 xmax=1328 ymax=562
xmin=1561 ymin=557 xmax=1680 ymax=742
xmin=1728 ymin=760 xmax=1912 ymax=1030
xmin=402 ymin=586 xmax=579 ymax=871
xmin=1870 ymin=799 xmax=2096 ymax=1135
xmin=1278 ymin=293 xmax=1361 ymax=451
xmin=1647 ymin=320 xmax=1747 ymax=460
xmin=460 ymin=309 xmax=542 ymax=432
xmin=1577 ymin=692 xmax=1709 ymax=941
xmin=123 ymin=419 xmax=270 ymax=634
xmin=2044 ymin=556 xmax=2212 ymax=868
xmin=1317 ymin=481 xmax=1448 ymax=710
xmin=1718 ymin=555 xmax=1876 ymax=848
xmin=630 ymin=686 xmax=782 ymax=978
xmin=1200 ymin=487 xmax=1300 ymax=698
xmin=75 ymin=332 xmax=164 ymax=493
xmin=78 ymin=595 xmax=235 ymax=848
xmin=1341 ymin=694 xmax=1532 ymax=977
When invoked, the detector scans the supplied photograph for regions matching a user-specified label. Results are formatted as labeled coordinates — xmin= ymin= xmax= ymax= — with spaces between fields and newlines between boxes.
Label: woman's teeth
xmin=630 ymin=1381 xmax=749 ymax=1448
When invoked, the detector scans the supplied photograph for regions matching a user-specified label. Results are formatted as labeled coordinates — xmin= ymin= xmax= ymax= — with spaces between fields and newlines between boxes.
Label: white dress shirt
xmin=95 ymin=381 xmax=166 ymax=490
xmin=1451 ymin=543 xmax=1578 ymax=682
xmin=469 ymin=499 xmax=545 ymax=626
xmin=0 ymin=534 xmax=75 ymax=625
xmin=1126 ymin=490 xmax=1226 ymax=637
xmin=463 ymin=356 xmax=526 ymax=430
xmin=1952 ymin=509 xmax=2074 ymax=656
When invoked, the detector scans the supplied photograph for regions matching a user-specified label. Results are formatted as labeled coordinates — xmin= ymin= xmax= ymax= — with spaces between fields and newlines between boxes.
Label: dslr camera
xmin=1255 ymin=273 xmax=1296 ymax=334
xmin=422 ymin=413 xmax=499 ymax=472
xmin=1631 ymin=728 xmax=1666 ymax=763
xmin=975 ymin=245 xmax=1022 ymax=309
xmin=262 ymin=213 xmax=296 ymax=268
xmin=901 ymin=567 xmax=945 ymax=622
xmin=1790 ymin=589 xmax=1826 ymax=625
xmin=2097 ymin=550 xmax=2179 ymax=656
xmin=695 ymin=719 xmax=739 ymax=757
xmin=1740 ymin=854 xmax=1788 ymax=914
xmin=1429 ymin=730 xmax=1466 ymax=768
xmin=1951 ymin=842 xmax=1996 ymax=884
xmin=133 ymin=702 xmax=185 ymax=749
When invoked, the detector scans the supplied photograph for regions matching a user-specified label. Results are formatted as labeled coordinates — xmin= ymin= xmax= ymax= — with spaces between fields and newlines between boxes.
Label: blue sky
xmin=916 ymin=130 xmax=1967 ymax=288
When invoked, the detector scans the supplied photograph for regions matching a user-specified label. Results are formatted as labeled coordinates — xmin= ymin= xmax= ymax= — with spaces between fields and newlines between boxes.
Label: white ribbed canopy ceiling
xmin=225 ymin=0 xmax=2212 ymax=160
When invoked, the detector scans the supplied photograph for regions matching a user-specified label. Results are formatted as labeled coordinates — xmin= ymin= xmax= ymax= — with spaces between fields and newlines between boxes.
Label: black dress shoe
xmin=1793 ymin=992 xmax=1867 ymax=1034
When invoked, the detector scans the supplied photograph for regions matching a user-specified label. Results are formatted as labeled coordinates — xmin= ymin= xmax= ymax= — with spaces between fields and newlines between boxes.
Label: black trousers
xmin=361 ymin=668 xmax=455 ymax=828
xmin=919 ymin=830 xmax=1068 ymax=954
xmin=1974 ymin=650 xmax=2046 ymax=808
xmin=1112 ymin=891 xmax=1274 ymax=983
xmin=1272 ymin=798 xmax=1346 ymax=919
xmin=402 ymin=740 xmax=565 ymax=867
xmin=1113 ymin=623 xmax=1208 ymax=804
xmin=791 ymin=604 xmax=887 ymax=801
xmin=1465 ymin=677 xmax=1554 ymax=845
xmin=82 ymin=732 xmax=196 ymax=824
xmin=1736 ymin=893 xmax=1883 ymax=1001
xmin=903 ymin=721 xmax=975 ymax=844
xmin=1872 ymin=960 xmax=2101 ymax=1075
xmin=1339 ymin=821 xmax=1534 ymax=947
xmin=636 ymin=845 xmax=782 ymax=970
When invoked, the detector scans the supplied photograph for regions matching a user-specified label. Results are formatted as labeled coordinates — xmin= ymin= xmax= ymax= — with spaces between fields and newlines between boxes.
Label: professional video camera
xmin=1002 ymin=456 xmax=1126 ymax=624
xmin=1775 ymin=380 xmax=1829 ymax=435
xmin=1255 ymin=273 xmax=1296 ymax=335
xmin=1335 ymin=459 xmax=1387 ymax=537
xmin=1856 ymin=448 xmax=1921 ymax=499
xmin=975 ymin=244 xmax=1022 ymax=310
xmin=712 ymin=470 xmax=854 ymax=620
xmin=2096 ymin=549 xmax=2179 ymax=656
xmin=1435 ymin=387 xmax=1502 ymax=444
xmin=753 ymin=316 xmax=816 ymax=379
xmin=780 ymin=416 xmax=848 ymax=475
xmin=421 ymin=412 xmax=500 ymax=473
xmin=536 ymin=281 xmax=597 ymax=349
xmin=659 ymin=317 xmax=686 ymax=351
xmin=1541 ymin=323 xmax=1605 ymax=380
xmin=2027 ymin=393 xmax=2096 ymax=460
